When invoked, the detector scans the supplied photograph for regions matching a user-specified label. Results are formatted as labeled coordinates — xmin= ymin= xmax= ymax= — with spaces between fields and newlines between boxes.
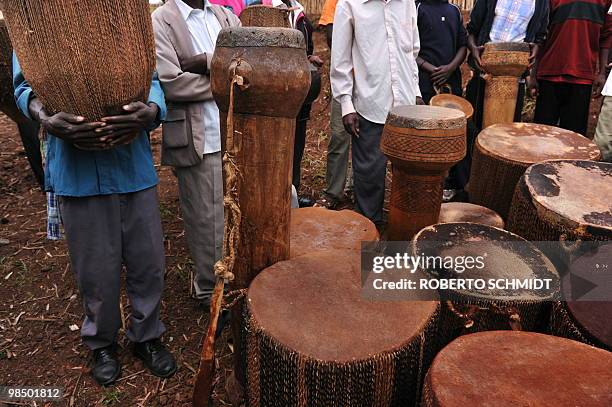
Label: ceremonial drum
xmin=429 ymin=94 xmax=474 ymax=120
xmin=438 ymin=202 xmax=504 ymax=229
xmin=469 ymin=123 xmax=601 ymax=220
xmin=290 ymin=207 xmax=379 ymax=258
xmin=2 ymin=1 xmax=155 ymax=121
xmin=508 ymin=160 xmax=612 ymax=241
xmin=240 ymin=5 xmax=290 ymax=28
xmin=381 ymin=106 xmax=467 ymax=240
xmin=413 ymin=223 xmax=559 ymax=340
xmin=480 ymin=42 xmax=530 ymax=128
xmin=421 ymin=331 xmax=612 ymax=407
xmin=552 ymin=301 xmax=612 ymax=351
xmin=246 ymin=250 xmax=440 ymax=406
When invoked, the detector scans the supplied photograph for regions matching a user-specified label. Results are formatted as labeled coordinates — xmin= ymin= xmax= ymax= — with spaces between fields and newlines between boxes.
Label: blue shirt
xmin=13 ymin=54 xmax=167 ymax=197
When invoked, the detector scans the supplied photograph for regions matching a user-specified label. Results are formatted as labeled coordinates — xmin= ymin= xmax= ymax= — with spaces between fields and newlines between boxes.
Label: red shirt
xmin=537 ymin=0 xmax=612 ymax=84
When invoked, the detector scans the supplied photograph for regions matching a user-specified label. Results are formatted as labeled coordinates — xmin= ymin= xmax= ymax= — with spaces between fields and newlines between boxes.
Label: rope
xmin=445 ymin=300 xmax=523 ymax=331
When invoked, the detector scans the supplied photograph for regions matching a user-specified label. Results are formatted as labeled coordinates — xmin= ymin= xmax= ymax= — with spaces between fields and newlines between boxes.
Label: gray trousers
xmin=176 ymin=152 xmax=224 ymax=300
xmin=324 ymin=100 xmax=351 ymax=201
xmin=59 ymin=187 xmax=166 ymax=350
xmin=352 ymin=116 xmax=387 ymax=225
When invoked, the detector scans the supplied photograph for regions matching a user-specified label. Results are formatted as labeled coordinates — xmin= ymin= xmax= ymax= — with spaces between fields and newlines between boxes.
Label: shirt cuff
xmin=339 ymin=95 xmax=356 ymax=117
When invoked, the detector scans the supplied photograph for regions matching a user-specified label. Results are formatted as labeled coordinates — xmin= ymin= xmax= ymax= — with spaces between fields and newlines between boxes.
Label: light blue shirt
xmin=13 ymin=54 xmax=167 ymax=197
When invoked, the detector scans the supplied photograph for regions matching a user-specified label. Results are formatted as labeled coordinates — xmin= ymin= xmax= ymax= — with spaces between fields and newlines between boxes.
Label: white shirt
xmin=331 ymin=0 xmax=421 ymax=124
xmin=176 ymin=0 xmax=222 ymax=154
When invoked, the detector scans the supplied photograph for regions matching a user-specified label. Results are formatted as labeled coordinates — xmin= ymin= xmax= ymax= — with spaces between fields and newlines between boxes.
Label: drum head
xmin=386 ymin=105 xmax=465 ymax=130
xmin=567 ymin=301 xmax=612 ymax=349
xmin=248 ymin=250 xmax=439 ymax=362
xmin=476 ymin=124 xmax=601 ymax=165
xmin=426 ymin=331 xmax=612 ymax=407
xmin=430 ymin=94 xmax=474 ymax=120
xmin=413 ymin=222 xmax=559 ymax=301
xmin=290 ymin=208 xmax=379 ymax=258
xmin=524 ymin=160 xmax=612 ymax=237
xmin=438 ymin=202 xmax=504 ymax=229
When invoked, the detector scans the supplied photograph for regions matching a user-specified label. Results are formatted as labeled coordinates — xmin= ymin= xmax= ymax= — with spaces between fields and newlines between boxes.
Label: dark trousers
xmin=352 ymin=116 xmax=386 ymax=224
xmin=466 ymin=74 xmax=525 ymax=131
xmin=292 ymin=118 xmax=308 ymax=189
xmin=446 ymin=119 xmax=478 ymax=190
xmin=534 ymin=80 xmax=592 ymax=136
xmin=59 ymin=187 xmax=166 ymax=350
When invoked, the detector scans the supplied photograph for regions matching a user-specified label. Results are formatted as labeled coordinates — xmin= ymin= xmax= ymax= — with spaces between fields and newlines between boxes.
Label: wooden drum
xmin=290 ymin=207 xmax=379 ymax=258
xmin=422 ymin=331 xmax=612 ymax=407
xmin=246 ymin=250 xmax=440 ymax=406
xmin=438 ymin=202 xmax=504 ymax=229
xmin=480 ymin=42 xmax=530 ymax=128
xmin=240 ymin=5 xmax=290 ymax=28
xmin=508 ymin=160 xmax=612 ymax=241
xmin=381 ymin=106 xmax=467 ymax=240
xmin=469 ymin=123 xmax=601 ymax=220
xmin=552 ymin=301 xmax=612 ymax=351
xmin=429 ymin=94 xmax=474 ymax=120
xmin=414 ymin=223 xmax=559 ymax=340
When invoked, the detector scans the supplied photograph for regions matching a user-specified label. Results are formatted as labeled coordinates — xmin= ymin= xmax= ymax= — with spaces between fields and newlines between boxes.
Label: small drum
xmin=429 ymin=94 xmax=474 ymax=120
xmin=290 ymin=207 xmax=379 ymax=258
xmin=508 ymin=160 xmax=611 ymax=241
xmin=239 ymin=5 xmax=290 ymax=28
xmin=480 ymin=42 xmax=530 ymax=128
xmin=469 ymin=123 xmax=601 ymax=220
xmin=381 ymin=106 xmax=467 ymax=240
xmin=438 ymin=202 xmax=504 ymax=229
xmin=246 ymin=250 xmax=440 ymax=406
xmin=414 ymin=223 xmax=559 ymax=341
xmin=422 ymin=331 xmax=612 ymax=407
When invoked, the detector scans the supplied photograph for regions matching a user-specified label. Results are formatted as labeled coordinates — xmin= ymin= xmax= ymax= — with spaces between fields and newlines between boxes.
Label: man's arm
xmin=410 ymin=0 xmax=423 ymax=103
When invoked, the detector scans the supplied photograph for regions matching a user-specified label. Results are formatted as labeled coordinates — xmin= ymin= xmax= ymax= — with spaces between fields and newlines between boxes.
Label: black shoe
xmin=133 ymin=339 xmax=177 ymax=378
xmin=298 ymin=196 xmax=315 ymax=208
xmin=92 ymin=345 xmax=121 ymax=386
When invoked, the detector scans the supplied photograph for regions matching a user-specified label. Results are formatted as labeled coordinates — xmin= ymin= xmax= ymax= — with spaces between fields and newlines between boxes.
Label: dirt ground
xmin=0 ymin=28 xmax=603 ymax=407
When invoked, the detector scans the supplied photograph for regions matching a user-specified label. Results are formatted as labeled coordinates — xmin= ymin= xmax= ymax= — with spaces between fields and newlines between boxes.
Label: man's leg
xmin=176 ymin=153 xmax=224 ymax=302
xmin=323 ymin=100 xmax=351 ymax=202
xmin=351 ymin=116 xmax=386 ymax=225
xmin=465 ymin=74 xmax=486 ymax=131
xmin=559 ymin=83 xmax=592 ymax=136
xmin=534 ymin=80 xmax=562 ymax=127
xmin=293 ymin=118 xmax=308 ymax=190
xmin=594 ymin=96 xmax=612 ymax=161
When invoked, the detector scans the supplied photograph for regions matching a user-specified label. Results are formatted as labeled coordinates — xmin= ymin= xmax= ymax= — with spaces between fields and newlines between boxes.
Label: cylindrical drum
xmin=429 ymin=94 xmax=474 ymax=120
xmin=469 ymin=123 xmax=601 ymax=220
xmin=480 ymin=42 xmax=530 ymax=128
xmin=240 ymin=5 xmax=290 ymax=28
xmin=438 ymin=202 xmax=504 ymax=229
xmin=246 ymin=250 xmax=440 ymax=406
xmin=381 ymin=106 xmax=467 ymax=241
xmin=290 ymin=207 xmax=379 ymax=258
xmin=552 ymin=301 xmax=612 ymax=351
xmin=508 ymin=160 xmax=612 ymax=241
xmin=2 ymin=1 xmax=155 ymax=121
xmin=422 ymin=331 xmax=612 ymax=407
xmin=414 ymin=223 xmax=559 ymax=342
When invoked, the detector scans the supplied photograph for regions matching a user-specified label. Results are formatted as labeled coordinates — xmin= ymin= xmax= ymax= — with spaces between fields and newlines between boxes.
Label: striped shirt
xmin=489 ymin=0 xmax=536 ymax=42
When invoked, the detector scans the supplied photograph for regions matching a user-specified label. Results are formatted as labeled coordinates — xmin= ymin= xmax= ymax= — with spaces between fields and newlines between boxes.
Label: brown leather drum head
xmin=476 ymin=123 xmax=601 ymax=165
xmin=386 ymin=105 xmax=465 ymax=130
xmin=290 ymin=208 xmax=379 ymax=258
xmin=438 ymin=202 xmax=504 ymax=229
xmin=426 ymin=331 xmax=612 ymax=407
xmin=567 ymin=301 xmax=612 ymax=349
xmin=413 ymin=223 xmax=559 ymax=300
xmin=247 ymin=250 xmax=439 ymax=362
xmin=429 ymin=94 xmax=474 ymax=120
xmin=524 ymin=160 xmax=612 ymax=237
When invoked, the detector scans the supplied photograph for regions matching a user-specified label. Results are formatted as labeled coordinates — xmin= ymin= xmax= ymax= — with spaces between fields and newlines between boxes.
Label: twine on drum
xmin=446 ymin=300 xmax=523 ymax=331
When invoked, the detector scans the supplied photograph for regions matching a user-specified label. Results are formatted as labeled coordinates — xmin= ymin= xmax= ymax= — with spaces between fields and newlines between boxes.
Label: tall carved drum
xmin=240 ymin=5 xmax=290 ymax=28
xmin=480 ymin=42 xmax=530 ymax=128
xmin=438 ymin=202 xmax=504 ymax=229
xmin=290 ymin=207 xmax=379 ymax=258
xmin=381 ymin=106 xmax=466 ymax=241
xmin=507 ymin=160 xmax=612 ymax=241
xmin=469 ymin=123 xmax=601 ymax=220
xmin=414 ymin=223 xmax=559 ymax=344
xmin=422 ymin=331 xmax=612 ymax=407
xmin=246 ymin=250 xmax=440 ymax=406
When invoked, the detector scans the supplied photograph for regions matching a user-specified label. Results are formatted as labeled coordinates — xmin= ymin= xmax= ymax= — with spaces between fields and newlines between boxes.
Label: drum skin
xmin=246 ymin=250 xmax=441 ymax=407
xmin=438 ymin=202 xmax=504 ymax=229
xmin=290 ymin=207 xmax=379 ymax=258
xmin=421 ymin=331 xmax=612 ymax=407
xmin=429 ymin=94 xmax=474 ymax=120
xmin=469 ymin=124 xmax=601 ymax=220
xmin=551 ymin=301 xmax=612 ymax=351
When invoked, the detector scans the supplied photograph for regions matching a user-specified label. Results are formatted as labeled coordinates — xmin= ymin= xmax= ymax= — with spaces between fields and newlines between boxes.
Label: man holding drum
xmin=331 ymin=0 xmax=423 ymax=226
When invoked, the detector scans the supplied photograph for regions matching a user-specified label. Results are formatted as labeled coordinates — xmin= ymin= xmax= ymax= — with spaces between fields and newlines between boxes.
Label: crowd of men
xmin=11 ymin=0 xmax=612 ymax=387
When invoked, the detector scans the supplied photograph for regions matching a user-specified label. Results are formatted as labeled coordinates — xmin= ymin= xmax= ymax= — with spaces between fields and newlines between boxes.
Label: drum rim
xmin=216 ymin=26 xmax=306 ymax=49
xmin=386 ymin=104 xmax=466 ymax=130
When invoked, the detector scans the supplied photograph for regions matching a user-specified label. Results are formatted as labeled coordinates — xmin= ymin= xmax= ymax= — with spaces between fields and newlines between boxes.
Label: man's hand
xmin=416 ymin=96 xmax=425 ymax=105
xmin=308 ymin=55 xmax=324 ymax=68
xmin=181 ymin=53 xmax=208 ymax=75
xmin=97 ymin=102 xmax=159 ymax=146
xmin=593 ymin=71 xmax=607 ymax=97
xmin=526 ymin=75 xmax=538 ymax=98
xmin=431 ymin=64 xmax=454 ymax=86
xmin=342 ymin=112 xmax=360 ymax=137
xmin=469 ymin=44 xmax=485 ymax=72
